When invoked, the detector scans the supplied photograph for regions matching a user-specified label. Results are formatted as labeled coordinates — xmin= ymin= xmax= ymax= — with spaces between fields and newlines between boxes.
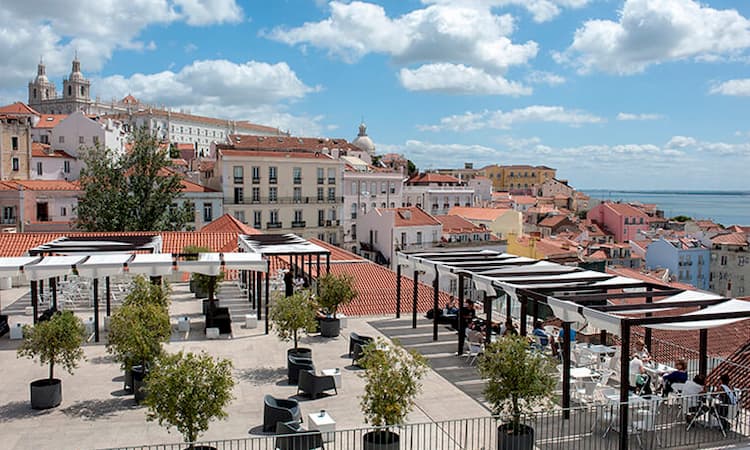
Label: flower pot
xmin=287 ymin=347 xmax=312 ymax=359
xmin=363 ymin=430 xmax=400 ymax=450
xmin=131 ymin=365 xmax=148 ymax=403
xmin=189 ymin=279 xmax=197 ymax=293
xmin=30 ymin=378 xmax=62 ymax=410
xmin=320 ymin=318 xmax=340 ymax=338
xmin=123 ymin=369 xmax=134 ymax=394
xmin=194 ymin=283 xmax=208 ymax=299
xmin=497 ymin=423 xmax=534 ymax=450
xmin=184 ymin=446 xmax=217 ymax=450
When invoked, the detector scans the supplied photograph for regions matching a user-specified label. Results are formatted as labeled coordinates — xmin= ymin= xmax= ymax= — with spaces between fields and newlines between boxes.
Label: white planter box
xmin=244 ymin=314 xmax=257 ymax=329
xmin=177 ymin=317 xmax=190 ymax=332
xmin=206 ymin=327 xmax=220 ymax=339
xmin=10 ymin=323 xmax=23 ymax=340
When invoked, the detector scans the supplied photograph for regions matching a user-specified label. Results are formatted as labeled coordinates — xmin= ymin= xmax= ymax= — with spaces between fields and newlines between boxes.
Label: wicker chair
xmin=288 ymin=354 xmax=315 ymax=385
xmin=263 ymin=395 xmax=302 ymax=432
xmin=298 ymin=370 xmax=337 ymax=399
xmin=274 ymin=420 xmax=325 ymax=450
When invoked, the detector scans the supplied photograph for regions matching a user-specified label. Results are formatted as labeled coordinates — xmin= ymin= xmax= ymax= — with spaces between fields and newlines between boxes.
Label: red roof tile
xmin=200 ymin=214 xmax=260 ymax=235
xmin=406 ymin=172 xmax=461 ymax=185
xmin=31 ymin=143 xmax=74 ymax=159
xmin=448 ymin=206 xmax=510 ymax=221
xmin=603 ymin=202 xmax=650 ymax=218
xmin=8 ymin=180 xmax=80 ymax=191
xmin=0 ymin=102 xmax=40 ymax=116
xmin=435 ymin=215 xmax=485 ymax=233
xmin=222 ymin=134 xmax=358 ymax=152
xmin=379 ymin=207 xmax=441 ymax=227
xmin=34 ymin=114 xmax=67 ymax=129
xmin=220 ymin=149 xmax=336 ymax=160
xmin=180 ymin=178 xmax=218 ymax=193
xmin=712 ymin=232 xmax=748 ymax=246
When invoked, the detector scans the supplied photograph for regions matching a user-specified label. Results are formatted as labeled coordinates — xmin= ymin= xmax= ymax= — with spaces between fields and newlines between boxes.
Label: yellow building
xmin=0 ymin=114 xmax=32 ymax=181
xmin=507 ymin=233 xmax=579 ymax=262
xmin=447 ymin=206 xmax=522 ymax=240
xmin=481 ymin=164 xmax=556 ymax=193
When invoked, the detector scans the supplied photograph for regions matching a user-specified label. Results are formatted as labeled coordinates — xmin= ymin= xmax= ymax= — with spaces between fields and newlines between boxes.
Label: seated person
xmin=634 ymin=338 xmax=651 ymax=363
xmin=629 ymin=354 xmax=652 ymax=395
xmin=531 ymin=321 xmax=549 ymax=348
xmin=445 ymin=299 xmax=459 ymax=315
xmin=466 ymin=322 xmax=484 ymax=344
xmin=558 ymin=326 xmax=577 ymax=345
xmin=502 ymin=320 xmax=518 ymax=336
xmin=717 ymin=373 xmax=738 ymax=429
xmin=662 ymin=359 xmax=688 ymax=397
xmin=682 ymin=374 xmax=706 ymax=423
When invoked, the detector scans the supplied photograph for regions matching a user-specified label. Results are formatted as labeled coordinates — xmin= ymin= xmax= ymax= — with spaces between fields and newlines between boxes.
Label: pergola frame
xmin=397 ymin=249 xmax=750 ymax=450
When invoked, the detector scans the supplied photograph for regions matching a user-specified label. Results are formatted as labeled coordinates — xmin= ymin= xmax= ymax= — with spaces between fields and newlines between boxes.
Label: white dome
xmin=352 ymin=122 xmax=375 ymax=154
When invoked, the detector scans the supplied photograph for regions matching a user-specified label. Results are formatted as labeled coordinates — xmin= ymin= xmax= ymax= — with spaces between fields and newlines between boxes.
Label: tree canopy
xmin=317 ymin=273 xmax=357 ymax=319
xmin=76 ymin=126 xmax=193 ymax=231
xmin=17 ymin=311 xmax=87 ymax=380
xmin=269 ymin=289 xmax=318 ymax=349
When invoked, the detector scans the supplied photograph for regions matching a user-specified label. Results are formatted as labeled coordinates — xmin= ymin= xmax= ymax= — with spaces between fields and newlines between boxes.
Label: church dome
xmin=352 ymin=122 xmax=375 ymax=154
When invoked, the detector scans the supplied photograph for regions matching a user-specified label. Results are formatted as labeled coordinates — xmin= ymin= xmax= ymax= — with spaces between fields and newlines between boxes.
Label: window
xmin=721 ymin=255 xmax=728 ymax=266
xmin=270 ymin=210 xmax=279 ymax=225
xmin=370 ymin=182 xmax=376 ymax=195
xmin=328 ymin=187 xmax=336 ymax=202
xmin=352 ymin=181 xmax=358 ymax=195
xmin=351 ymin=203 xmax=357 ymax=219
xmin=233 ymin=166 xmax=243 ymax=184
xmin=252 ymin=166 xmax=260 ymax=183
xmin=253 ymin=211 xmax=262 ymax=228
xmin=416 ymin=231 xmax=423 ymax=245
xmin=234 ymin=187 xmax=244 ymax=204
xmin=293 ymin=167 xmax=302 ymax=184
xmin=318 ymin=209 xmax=325 ymax=226
xmin=327 ymin=168 xmax=336 ymax=184
xmin=294 ymin=210 xmax=303 ymax=224
xmin=40 ymin=135 xmax=49 ymax=144
xmin=11 ymin=136 xmax=18 ymax=151
xmin=269 ymin=166 xmax=277 ymax=183
xmin=252 ymin=187 xmax=260 ymax=202
xmin=92 ymin=136 xmax=99 ymax=145
xmin=317 ymin=168 xmax=324 ymax=184
xmin=390 ymin=182 xmax=396 ymax=194
xmin=351 ymin=224 xmax=357 ymax=240
xmin=317 ymin=187 xmax=324 ymax=202
xmin=374 ymin=230 xmax=378 ymax=243
xmin=432 ymin=230 xmax=439 ymax=243
xmin=234 ymin=210 xmax=245 ymax=223
xmin=380 ymin=182 xmax=386 ymax=194
xmin=401 ymin=232 xmax=406 ymax=248
xmin=12 ymin=157 xmax=19 ymax=172
xmin=269 ymin=186 xmax=278 ymax=202
xmin=79 ymin=136 xmax=84 ymax=144
xmin=203 ymin=203 xmax=213 ymax=223
xmin=293 ymin=187 xmax=302 ymax=202
xmin=60 ymin=206 xmax=67 ymax=217
xmin=36 ymin=162 xmax=42 ymax=176
xmin=2 ymin=206 xmax=15 ymax=223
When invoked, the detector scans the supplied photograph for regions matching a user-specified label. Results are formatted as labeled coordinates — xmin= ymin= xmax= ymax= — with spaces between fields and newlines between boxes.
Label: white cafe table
xmin=570 ymin=367 xmax=598 ymax=380
xmin=321 ymin=368 xmax=342 ymax=388
xmin=308 ymin=411 xmax=336 ymax=442
xmin=644 ymin=362 xmax=675 ymax=389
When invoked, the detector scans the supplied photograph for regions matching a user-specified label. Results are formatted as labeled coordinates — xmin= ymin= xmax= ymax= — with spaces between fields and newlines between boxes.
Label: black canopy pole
xmin=699 ymin=328 xmax=708 ymax=377
xmin=395 ymin=263 xmax=402 ymax=319
xmin=432 ymin=267 xmax=439 ymax=341
xmin=256 ymin=271 xmax=262 ymax=319
xmin=519 ymin=296 xmax=527 ymax=336
xmin=264 ymin=271 xmax=270 ymax=335
xmin=532 ymin=297 xmax=539 ymax=325
xmin=484 ymin=293 xmax=493 ymax=345
xmin=412 ymin=269 xmax=420 ymax=329
xmin=30 ymin=280 xmax=38 ymax=324
xmin=93 ymin=278 xmax=100 ymax=343
xmin=208 ymin=275 xmax=216 ymax=304
xmin=619 ymin=320 xmax=631 ymax=450
xmin=457 ymin=273 xmax=465 ymax=356
xmin=247 ymin=271 xmax=253 ymax=307
xmin=39 ymin=279 xmax=44 ymax=304
xmin=644 ymin=286 xmax=653 ymax=351
xmin=505 ymin=292 xmax=511 ymax=319
xmin=105 ymin=277 xmax=111 ymax=317
xmin=316 ymin=255 xmax=321 ymax=296
xmin=326 ymin=254 xmax=330 ymax=275
xmin=562 ymin=321 xmax=571 ymax=420
xmin=50 ymin=277 xmax=57 ymax=310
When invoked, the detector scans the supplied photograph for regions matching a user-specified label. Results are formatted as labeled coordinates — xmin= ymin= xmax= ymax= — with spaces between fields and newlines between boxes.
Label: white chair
xmin=576 ymin=380 xmax=598 ymax=403
xmin=465 ymin=342 xmax=483 ymax=366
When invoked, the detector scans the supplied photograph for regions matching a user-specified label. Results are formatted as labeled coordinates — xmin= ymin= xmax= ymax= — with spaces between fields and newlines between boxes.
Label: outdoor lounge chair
xmin=0 ymin=314 xmax=9 ymax=338
xmin=288 ymin=354 xmax=315 ymax=385
xmin=205 ymin=304 xmax=232 ymax=334
xmin=297 ymin=369 xmax=337 ymax=399
xmin=263 ymin=395 xmax=302 ymax=432
xmin=275 ymin=420 xmax=324 ymax=450
xmin=349 ymin=332 xmax=373 ymax=357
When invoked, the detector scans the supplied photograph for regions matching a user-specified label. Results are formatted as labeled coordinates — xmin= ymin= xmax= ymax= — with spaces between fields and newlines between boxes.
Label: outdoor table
xmin=602 ymin=393 xmax=653 ymax=437
xmin=321 ymin=368 xmax=342 ymax=388
xmin=644 ymin=362 xmax=676 ymax=390
xmin=308 ymin=410 xmax=336 ymax=442
xmin=571 ymin=367 xmax=599 ymax=381
xmin=582 ymin=344 xmax=617 ymax=370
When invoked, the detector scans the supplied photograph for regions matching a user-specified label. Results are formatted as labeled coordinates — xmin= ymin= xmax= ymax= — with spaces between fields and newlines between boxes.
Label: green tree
xmin=17 ymin=311 xmax=87 ymax=381
xmin=671 ymin=215 xmax=692 ymax=222
xmin=124 ymin=275 xmax=171 ymax=309
xmin=145 ymin=351 xmax=235 ymax=448
xmin=317 ymin=273 xmax=358 ymax=319
xmin=477 ymin=335 xmax=556 ymax=430
xmin=407 ymin=159 xmax=417 ymax=176
xmin=359 ymin=338 xmax=428 ymax=427
xmin=269 ymin=289 xmax=318 ymax=349
xmin=76 ymin=126 xmax=193 ymax=231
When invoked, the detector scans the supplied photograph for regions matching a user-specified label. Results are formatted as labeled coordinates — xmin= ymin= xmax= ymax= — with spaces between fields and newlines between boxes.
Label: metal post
xmin=256 ymin=271 xmax=262 ymax=320
xmin=506 ymin=292 xmax=511 ymax=319
xmin=619 ymin=321 xmax=631 ymax=450
xmin=265 ymin=271 xmax=270 ymax=334
xmin=396 ymin=263 xmax=402 ymax=319
xmin=532 ymin=298 xmax=539 ymax=325
xmin=562 ymin=321 xmax=571 ymax=419
xmin=326 ymin=254 xmax=330 ymax=274
xmin=31 ymin=280 xmax=38 ymax=324
xmin=645 ymin=287 xmax=652 ymax=351
xmin=50 ymin=277 xmax=57 ymax=310
xmin=484 ymin=293 xmax=493 ymax=344
xmin=520 ymin=296 xmax=527 ymax=336
xmin=316 ymin=255 xmax=321 ymax=296
xmin=412 ymin=270 xmax=420 ymax=329
xmin=93 ymin=278 xmax=100 ymax=343
xmin=600 ymin=329 xmax=607 ymax=346
xmin=39 ymin=279 xmax=44 ymax=303
xmin=247 ymin=271 xmax=253 ymax=307
xmin=432 ymin=267 xmax=439 ymax=341
xmin=208 ymin=275 xmax=216 ymax=304
xmin=105 ymin=277 xmax=111 ymax=317
xmin=457 ymin=273 xmax=465 ymax=356
xmin=699 ymin=329 xmax=708 ymax=377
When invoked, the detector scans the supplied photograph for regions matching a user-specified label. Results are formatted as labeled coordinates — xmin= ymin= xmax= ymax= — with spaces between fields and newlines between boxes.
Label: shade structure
xmin=128 ymin=253 xmax=174 ymax=276
xmin=24 ymin=255 xmax=88 ymax=281
xmin=221 ymin=252 xmax=267 ymax=272
xmin=178 ymin=252 xmax=222 ymax=276
xmin=644 ymin=299 xmax=750 ymax=331
xmin=76 ymin=254 xmax=132 ymax=278
xmin=0 ymin=256 xmax=41 ymax=278
xmin=28 ymin=235 xmax=162 ymax=255
xmin=238 ymin=233 xmax=330 ymax=256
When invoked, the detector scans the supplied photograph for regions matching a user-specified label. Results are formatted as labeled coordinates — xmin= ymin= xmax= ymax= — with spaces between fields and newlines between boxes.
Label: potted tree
xmin=145 ymin=351 xmax=235 ymax=450
xmin=17 ymin=311 xmax=86 ymax=409
xmin=269 ymin=289 xmax=318 ymax=359
xmin=316 ymin=273 xmax=358 ymax=338
xmin=477 ymin=335 xmax=556 ymax=450
xmin=183 ymin=245 xmax=223 ymax=304
xmin=359 ymin=337 xmax=428 ymax=450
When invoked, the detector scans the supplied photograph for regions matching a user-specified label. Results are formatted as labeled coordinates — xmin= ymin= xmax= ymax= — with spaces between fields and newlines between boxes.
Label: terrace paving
xmin=0 ymin=282 xmax=487 ymax=450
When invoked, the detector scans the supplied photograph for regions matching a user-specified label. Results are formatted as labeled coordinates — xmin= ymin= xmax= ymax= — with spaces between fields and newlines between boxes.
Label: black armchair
xmin=298 ymin=370 xmax=337 ymax=399
xmin=288 ymin=354 xmax=315 ymax=385
xmin=348 ymin=332 xmax=373 ymax=358
xmin=0 ymin=314 xmax=8 ymax=338
xmin=206 ymin=304 xmax=232 ymax=334
xmin=275 ymin=420 xmax=325 ymax=450
xmin=263 ymin=395 xmax=302 ymax=432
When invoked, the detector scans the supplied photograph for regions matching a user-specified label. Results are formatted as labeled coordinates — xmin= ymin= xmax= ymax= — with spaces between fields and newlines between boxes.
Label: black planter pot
xmin=363 ymin=430 xmax=400 ymax=450
xmin=184 ymin=446 xmax=218 ymax=450
xmin=287 ymin=347 xmax=312 ymax=359
xmin=497 ymin=423 xmax=534 ymax=450
xmin=131 ymin=365 xmax=148 ymax=403
xmin=30 ymin=378 xmax=62 ymax=410
xmin=189 ymin=279 xmax=197 ymax=293
xmin=123 ymin=369 xmax=134 ymax=394
xmin=194 ymin=283 xmax=208 ymax=299
xmin=320 ymin=318 xmax=340 ymax=337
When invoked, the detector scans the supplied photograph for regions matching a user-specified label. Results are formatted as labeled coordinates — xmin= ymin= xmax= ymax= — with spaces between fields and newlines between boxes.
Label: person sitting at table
xmin=629 ymin=353 xmax=652 ymax=395
xmin=683 ymin=374 xmax=706 ymax=423
xmin=634 ymin=338 xmax=651 ymax=362
xmin=717 ymin=373 xmax=738 ymax=430
xmin=502 ymin=319 xmax=518 ymax=336
xmin=467 ymin=322 xmax=484 ymax=344
xmin=445 ymin=299 xmax=459 ymax=315
xmin=531 ymin=321 xmax=549 ymax=349
xmin=662 ymin=359 xmax=689 ymax=397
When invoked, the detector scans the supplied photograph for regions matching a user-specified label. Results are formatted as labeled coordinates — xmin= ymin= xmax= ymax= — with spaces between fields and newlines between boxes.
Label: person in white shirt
xmin=634 ymin=338 xmax=651 ymax=362
xmin=682 ymin=374 xmax=706 ymax=423
xmin=629 ymin=354 xmax=651 ymax=394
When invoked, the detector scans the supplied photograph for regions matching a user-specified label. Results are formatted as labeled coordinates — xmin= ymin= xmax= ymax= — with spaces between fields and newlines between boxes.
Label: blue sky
xmin=2 ymin=0 xmax=750 ymax=190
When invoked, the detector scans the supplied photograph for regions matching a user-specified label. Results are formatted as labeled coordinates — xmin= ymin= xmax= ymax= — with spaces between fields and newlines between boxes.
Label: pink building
xmin=586 ymin=202 xmax=649 ymax=243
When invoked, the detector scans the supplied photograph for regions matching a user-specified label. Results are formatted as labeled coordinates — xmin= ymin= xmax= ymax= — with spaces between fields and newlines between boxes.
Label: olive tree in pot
xmin=17 ymin=311 xmax=86 ymax=409
xmin=106 ymin=276 xmax=171 ymax=401
xmin=145 ymin=351 xmax=235 ymax=450
xmin=183 ymin=245 xmax=223 ymax=305
xmin=477 ymin=335 xmax=556 ymax=450
xmin=269 ymin=289 xmax=318 ymax=359
xmin=316 ymin=273 xmax=357 ymax=338
xmin=359 ymin=338 xmax=428 ymax=450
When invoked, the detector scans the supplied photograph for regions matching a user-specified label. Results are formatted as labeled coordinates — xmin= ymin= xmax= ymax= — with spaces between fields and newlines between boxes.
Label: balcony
xmin=266 ymin=222 xmax=282 ymax=229
xmin=351 ymin=213 xmax=357 ymax=219
xmin=1 ymin=217 xmax=16 ymax=225
xmin=233 ymin=177 xmax=243 ymax=184
xmin=317 ymin=178 xmax=324 ymax=184
xmin=293 ymin=177 xmax=302 ymax=184
xmin=234 ymin=196 xmax=322 ymax=205
xmin=269 ymin=178 xmax=277 ymax=184
xmin=324 ymin=220 xmax=340 ymax=227
xmin=252 ymin=177 xmax=260 ymax=184
xmin=327 ymin=177 xmax=336 ymax=184
xmin=291 ymin=221 xmax=306 ymax=228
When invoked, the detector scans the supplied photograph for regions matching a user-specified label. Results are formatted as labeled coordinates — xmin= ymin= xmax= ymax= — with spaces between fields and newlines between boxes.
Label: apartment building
xmin=587 ymin=201 xmax=650 ymax=243
xmin=710 ymin=232 xmax=750 ymax=297
xmin=403 ymin=172 xmax=475 ymax=216
xmin=212 ymin=135 xmax=346 ymax=244
xmin=0 ymin=113 xmax=33 ymax=181
xmin=646 ymin=237 xmax=710 ymax=290
xmin=481 ymin=164 xmax=556 ymax=193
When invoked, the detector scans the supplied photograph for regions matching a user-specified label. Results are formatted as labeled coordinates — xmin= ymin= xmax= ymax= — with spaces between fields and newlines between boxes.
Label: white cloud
xmin=422 ymin=0 xmax=590 ymax=23
xmin=0 ymin=0 xmax=243 ymax=90
xmin=525 ymin=70 xmax=566 ymax=86
xmin=709 ymin=79 xmax=750 ymax=96
xmin=418 ymin=106 xmax=604 ymax=131
xmin=94 ymin=59 xmax=325 ymax=136
xmin=266 ymin=1 xmax=536 ymax=94
xmin=616 ymin=112 xmax=664 ymax=121
xmin=557 ymin=0 xmax=750 ymax=74
xmin=399 ymin=64 xmax=531 ymax=95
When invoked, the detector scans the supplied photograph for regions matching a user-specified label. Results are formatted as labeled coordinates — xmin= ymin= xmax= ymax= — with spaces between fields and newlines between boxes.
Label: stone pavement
xmin=0 ymin=282 xmax=488 ymax=450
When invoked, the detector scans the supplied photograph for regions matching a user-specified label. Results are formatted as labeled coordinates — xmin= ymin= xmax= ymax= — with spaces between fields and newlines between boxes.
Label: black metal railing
xmin=291 ymin=221 xmax=306 ymax=228
xmin=235 ymin=196 xmax=344 ymax=205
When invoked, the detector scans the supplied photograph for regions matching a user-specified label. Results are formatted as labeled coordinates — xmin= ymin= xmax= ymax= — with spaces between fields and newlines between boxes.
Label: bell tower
xmin=28 ymin=58 xmax=57 ymax=111
xmin=62 ymin=55 xmax=91 ymax=112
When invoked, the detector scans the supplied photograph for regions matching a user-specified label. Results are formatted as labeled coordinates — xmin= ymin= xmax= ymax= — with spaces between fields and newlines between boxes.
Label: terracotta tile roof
xmin=588 ymin=250 xmax=608 ymax=260
xmin=606 ymin=266 xmax=696 ymax=290
xmin=7 ymin=180 xmax=80 ymax=191
xmin=200 ymin=214 xmax=260 ymax=235
xmin=379 ymin=207 xmax=441 ymax=227
xmin=171 ymin=158 xmax=188 ymax=166
xmin=220 ymin=149 xmax=336 ymax=160
xmin=121 ymin=94 xmax=138 ymax=104
xmin=34 ymin=114 xmax=67 ymax=129
xmin=447 ymin=206 xmax=510 ymax=222
xmin=712 ymin=232 xmax=748 ymax=246
xmin=222 ymin=134 xmax=357 ymax=152
xmin=603 ymin=202 xmax=650 ymax=218
xmin=0 ymin=102 xmax=40 ymax=116
xmin=707 ymin=339 xmax=750 ymax=408
xmin=631 ymin=240 xmax=653 ymax=251
xmin=435 ymin=215 xmax=485 ymax=233
xmin=180 ymin=178 xmax=218 ymax=193
xmin=199 ymin=161 xmax=215 ymax=171
xmin=512 ymin=195 xmax=537 ymax=205
xmin=308 ymin=238 xmax=362 ymax=261
xmin=31 ymin=143 xmax=74 ymax=159
xmin=406 ymin=172 xmax=461 ymax=185
xmin=538 ymin=215 xmax=569 ymax=228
